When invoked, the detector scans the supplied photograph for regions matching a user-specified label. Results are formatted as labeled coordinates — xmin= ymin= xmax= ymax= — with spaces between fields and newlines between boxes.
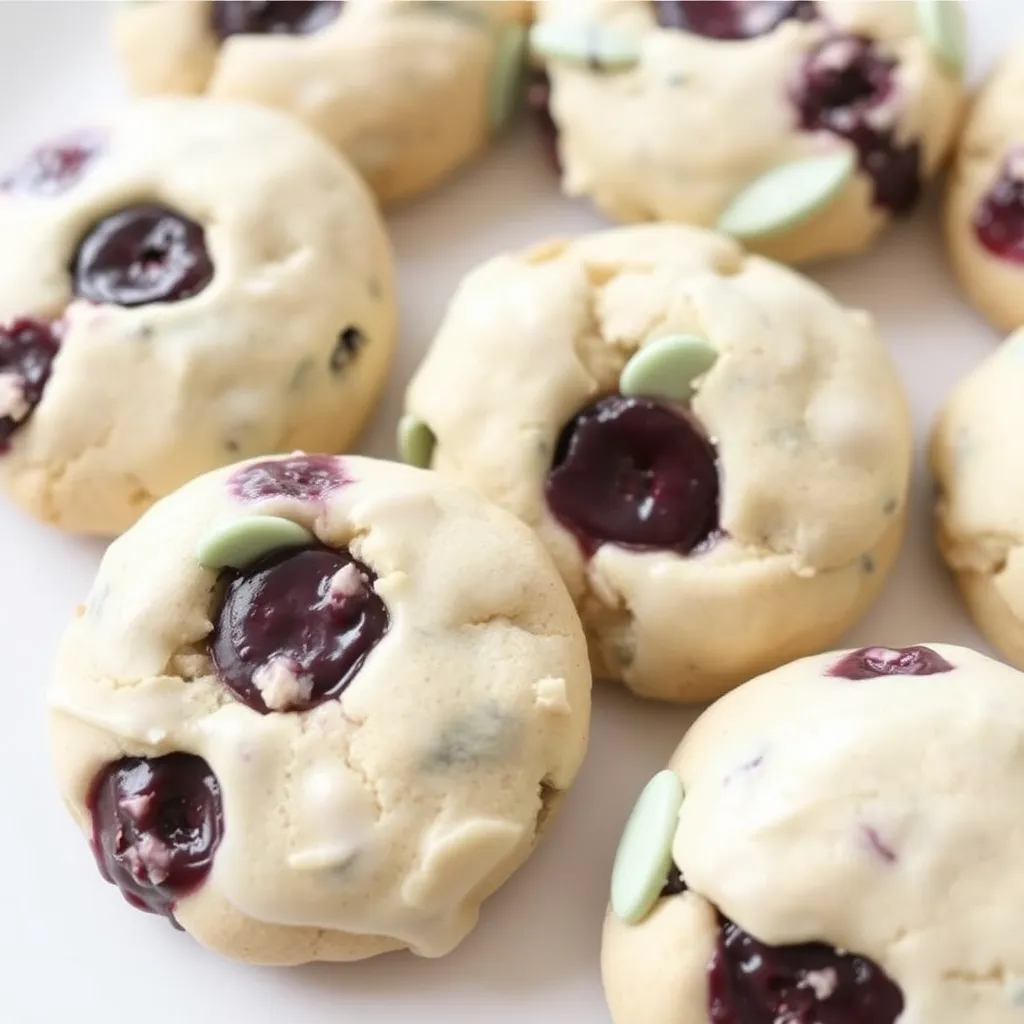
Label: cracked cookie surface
xmin=533 ymin=0 xmax=963 ymax=264
xmin=932 ymin=331 xmax=1024 ymax=666
xmin=404 ymin=224 xmax=912 ymax=702
xmin=113 ymin=0 xmax=531 ymax=205
xmin=48 ymin=453 xmax=590 ymax=964
xmin=0 ymin=98 xmax=394 ymax=535
xmin=945 ymin=37 xmax=1024 ymax=330
xmin=602 ymin=643 xmax=1024 ymax=1024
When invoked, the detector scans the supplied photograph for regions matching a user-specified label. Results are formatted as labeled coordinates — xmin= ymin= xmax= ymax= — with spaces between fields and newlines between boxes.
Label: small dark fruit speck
xmin=829 ymin=645 xmax=954 ymax=680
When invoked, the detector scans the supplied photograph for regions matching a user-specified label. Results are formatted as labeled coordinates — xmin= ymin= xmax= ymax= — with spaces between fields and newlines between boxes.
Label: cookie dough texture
xmin=946 ymin=38 xmax=1024 ymax=331
xmin=0 ymin=98 xmax=395 ymax=536
xmin=49 ymin=454 xmax=591 ymax=965
xmin=932 ymin=331 xmax=1024 ymax=665
xmin=405 ymin=225 xmax=912 ymax=702
xmin=114 ymin=0 xmax=531 ymax=204
xmin=602 ymin=644 xmax=1024 ymax=1024
xmin=535 ymin=0 xmax=963 ymax=264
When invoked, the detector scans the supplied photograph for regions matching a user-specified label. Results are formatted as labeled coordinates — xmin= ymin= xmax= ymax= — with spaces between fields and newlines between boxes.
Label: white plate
xmin=0 ymin=1 xmax=1014 ymax=1019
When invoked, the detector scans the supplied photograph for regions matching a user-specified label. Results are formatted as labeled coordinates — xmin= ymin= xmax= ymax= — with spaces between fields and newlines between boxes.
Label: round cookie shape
xmin=0 ymin=98 xmax=395 ymax=535
xmin=530 ymin=0 xmax=965 ymax=264
xmin=48 ymin=453 xmax=591 ymax=964
xmin=403 ymin=224 xmax=912 ymax=703
xmin=945 ymin=38 xmax=1024 ymax=331
xmin=931 ymin=330 xmax=1024 ymax=666
xmin=113 ymin=0 xmax=531 ymax=206
xmin=602 ymin=644 xmax=1024 ymax=1024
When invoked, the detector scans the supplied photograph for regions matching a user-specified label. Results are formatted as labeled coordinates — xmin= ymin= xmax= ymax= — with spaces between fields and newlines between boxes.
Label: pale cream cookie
xmin=946 ymin=36 xmax=1024 ymax=332
xmin=602 ymin=643 xmax=1024 ymax=1024
xmin=0 ymin=97 xmax=395 ymax=536
xmin=931 ymin=330 xmax=1024 ymax=665
xmin=114 ymin=0 xmax=532 ymax=205
xmin=529 ymin=0 xmax=965 ymax=264
xmin=402 ymin=224 xmax=912 ymax=703
xmin=48 ymin=452 xmax=590 ymax=964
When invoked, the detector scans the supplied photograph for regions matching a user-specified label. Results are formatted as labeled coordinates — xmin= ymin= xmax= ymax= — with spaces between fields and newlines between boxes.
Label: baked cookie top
xmin=49 ymin=453 xmax=591 ymax=963
xmin=603 ymin=643 xmax=1024 ymax=1024
xmin=114 ymin=0 xmax=531 ymax=203
xmin=405 ymin=224 xmax=912 ymax=699
xmin=531 ymin=0 xmax=965 ymax=262
xmin=0 ymin=98 xmax=394 ymax=534
xmin=946 ymin=36 xmax=1024 ymax=330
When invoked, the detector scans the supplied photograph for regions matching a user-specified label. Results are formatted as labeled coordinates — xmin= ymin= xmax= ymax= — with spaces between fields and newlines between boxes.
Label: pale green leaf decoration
xmin=717 ymin=150 xmax=856 ymax=241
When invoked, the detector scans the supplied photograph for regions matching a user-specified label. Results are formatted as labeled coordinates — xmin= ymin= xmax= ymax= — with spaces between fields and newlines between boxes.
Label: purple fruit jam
xmin=72 ymin=204 xmax=213 ymax=307
xmin=973 ymin=151 xmax=1024 ymax=264
xmin=230 ymin=454 xmax=348 ymax=504
xmin=212 ymin=0 xmax=342 ymax=39
xmin=654 ymin=1 xmax=818 ymax=40
xmin=829 ymin=645 xmax=954 ymax=680
xmin=792 ymin=34 xmax=921 ymax=214
xmin=0 ymin=131 xmax=104 ymax=197
xmin=210 ymin=546 xmax=390 ymax=714
xmin=0 ymin=318 xmax=60 ymax=451
xmin=88 ymin=754 xmax=223 ymax=923
xmin=545 ymin=395 xmax=719 ymax=556
xmin=709 ymin=914 xmax=904 ymax=1024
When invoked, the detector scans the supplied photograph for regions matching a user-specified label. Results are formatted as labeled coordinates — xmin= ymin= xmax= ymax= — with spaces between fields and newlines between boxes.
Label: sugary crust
xmin=536 ymin=0 xmax=964 ymax=263
xmin=932 ymin=328 xmax=1024 ymax=665
xmin=603 ymin=644 xmax=1024 ymax=1024
xmin=113 ymin=0 xmax=532 ymax=204
xmin=946 ymin=38 xmax=1024 ymax=331
xmin=406 ymin=224 xmax=912 ymax=701
xmin=0 ymin=98 xmax=395 ymax=535
xmin=49 ymin=454 xmax=591 ymax=964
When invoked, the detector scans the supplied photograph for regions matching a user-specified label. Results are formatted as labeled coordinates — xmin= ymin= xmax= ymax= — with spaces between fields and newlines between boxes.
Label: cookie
xmin=602 ymin=643 xmax=1024 ymax=1024
xmin=529 ymin=0 xmax=965 ymax=264
xmin=0 ymin=98 xmax=395 ymax=536
xmin=48 ymin=452 xmax=590 ymax=964
xmin=113 ymin=0 xmax=531 ymax=205
xmin=402 ymin=224 xmax=912 ymax=703
xmin=931 ymin=331 xmax=1024 ymax=664
xmin=946 ymin=37 xmax=1024 ymax=331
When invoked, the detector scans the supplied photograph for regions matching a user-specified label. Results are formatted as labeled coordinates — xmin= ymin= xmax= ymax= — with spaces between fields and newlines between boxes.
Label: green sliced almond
xmin=611 ymin=770 xmax=684 ymax=925
xmin=620 ymin=334 xmax=718 ymax=405
xmin=717 ymin=151 xmax=856 ymax=241
xmin=529 ymin=20 xmax=640 ymax=72
xmin=397 ymin=414 xmax=436 ymax=469
xmin=916 ymin=0 xmax=967 ymax=74
xmin=196 ymin=515 xmax=314 ymax=571
xmin=489 ymin=24 xmax=528 ymax=134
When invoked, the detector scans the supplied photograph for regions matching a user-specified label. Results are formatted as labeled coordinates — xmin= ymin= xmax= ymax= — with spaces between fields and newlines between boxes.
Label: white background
xmin=0 ymin=1 xmax=1017 ymax=1020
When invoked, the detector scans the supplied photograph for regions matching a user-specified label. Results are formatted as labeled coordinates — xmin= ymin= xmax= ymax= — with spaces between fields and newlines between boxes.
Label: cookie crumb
xmin=253 ymin=657 xmax=313 ymax=712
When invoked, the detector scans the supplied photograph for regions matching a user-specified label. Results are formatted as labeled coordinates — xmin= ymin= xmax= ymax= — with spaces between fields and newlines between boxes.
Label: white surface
xmin=0 ymin=2 xmax=1016 ymax=1020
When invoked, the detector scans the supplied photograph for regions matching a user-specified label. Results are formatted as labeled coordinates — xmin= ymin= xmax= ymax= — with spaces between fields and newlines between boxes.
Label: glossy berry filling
xmin=709 ymin=914 xmax=905 ymax=1024
xmin=829 ymin=645 xmax=954 ymax=680
xmin=792 ymin=35 xmax=921 ymax=214
xmin=230 ymin=454 xmax=348 ymax=504
xmin=88 ymin=754 xmax=223 ymax=922
xmin=72 ymin=204 xmax=214 ymax=307
xmin=654 ymin=1 xmax=817 ymax=40
xmin=212 ymin=0 xmax=342 ymax=39
xmin=0 ymin=130 xmax=104 ymax=197
xmin=545 ymin=395 xmax=719 ymax=556
xmin=660 ymin=868 xmax=904 ymax=1024
xmin=210 ymin=546 xmax=390 ymax=714
xmin=973 ymin=151 xmax=1024 ymax=264
xmin=0 ymin=318 xmax=60 ymax=451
